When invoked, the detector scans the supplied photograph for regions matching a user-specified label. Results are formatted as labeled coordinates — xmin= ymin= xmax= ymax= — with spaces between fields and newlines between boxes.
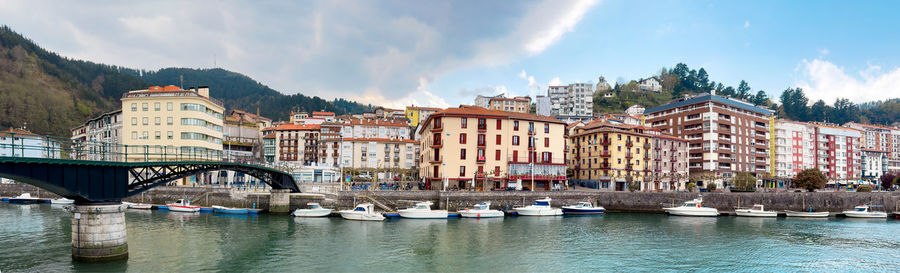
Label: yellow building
xmin=405 ymin=106 xmax=442 ymax=127
xmin=418 ymin=105 xmax=567 ymax=191
xmin=569 ymin=121 xmax=655 ymax=191
xmin=121 ymin=85 xmax=225 ymax=161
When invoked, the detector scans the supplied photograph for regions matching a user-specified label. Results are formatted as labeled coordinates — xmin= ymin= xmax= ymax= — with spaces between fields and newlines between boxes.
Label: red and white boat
xmin=166 ymin=199 xmax=201 ymax=212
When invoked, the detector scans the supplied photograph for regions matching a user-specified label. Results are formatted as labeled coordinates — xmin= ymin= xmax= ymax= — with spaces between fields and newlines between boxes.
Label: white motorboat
xmin=663 ymin=195 xmax=719 ymax=217
xmin=735 ymin=204 xmax=777 ymax=217
xmin=124 ymin=202 xmax=153 ymax=209
xmin=9 ymin=193 xmax=40 ymax=204
xmin=514 ymin=197 xmax=563 ymax=216
xmin=50 ymin=198 xmax=74 ymax=205
xmin=785 ymin=209 xmax=830 ymax=218
xmin=842 ymin=205 xmax=887 ymax=218
xmin=459 ymin=202 xmax=505 ymax=218
xmin=339 ymin=203 xmax=385 ymax=221
xmin=166 ymin=199 xmax=201 ymax=212
xmin=399 ymin=201 xmax=449 ymax=219
xmin=292 ymin=202 xmax=333 ymax=217
xmin=562 ymin=202 xmax=606 ymax=215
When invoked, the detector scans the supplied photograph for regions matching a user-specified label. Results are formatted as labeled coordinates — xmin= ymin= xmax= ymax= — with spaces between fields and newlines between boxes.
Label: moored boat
xmin=50 ymin=198 xmax=74 ymax=205
xmin=842 ymin=204 xmax=887 ymax=218
xmin=785 ymin=209 xmax=829 ymax=218
xmin=292 ymin=202 xmax=333 ymax=217
xmin=562 ymin=202 xmax=605 ymax=215
xmin=399 ymin=201 xmax=449 ymax=219
xmin=459 ymin=202 xmax=504 ymax=218
xmin=662 ymin=195 xmax=719 ymax=217
xmin=166 ymin=199 xmax=201 ymax=212
xmin=212 ymin=205 xmax=249 ymax=214
xmin=735 ymin=204 xmax=777 ymax=217
xmin=339 ymin=203 xmax=385 ymax=221
xmin=126 ymin=202 xmax=153 ymax=209
xmin=514 ymin=197 xmax=563 ymax=216
xmin=8 ymin=193 xmax=39 ymax=204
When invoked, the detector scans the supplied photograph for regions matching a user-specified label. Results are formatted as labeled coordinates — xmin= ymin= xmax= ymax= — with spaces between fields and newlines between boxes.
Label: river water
xmin=2 ymin=202 xmax=899 ymax=272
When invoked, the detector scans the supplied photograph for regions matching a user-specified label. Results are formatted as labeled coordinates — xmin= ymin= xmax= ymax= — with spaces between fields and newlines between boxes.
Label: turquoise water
xmin=1 ymin=202 xmax=899 ymax=272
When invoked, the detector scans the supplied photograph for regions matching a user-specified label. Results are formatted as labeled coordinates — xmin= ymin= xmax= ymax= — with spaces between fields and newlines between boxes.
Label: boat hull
xmin=458 ymin=210 xmax=505 ymax=218
xmin=8 ymin=198 xmax=39 ymax=204
xmin=129 ymin=203 xmax=153 ymax=210
xmin=562 ymin=207 xmax=606 ymax=215
xmin=515 ymin=208 xmax=563 ymax=216
xmin=292 ymin=208 xmax=333 ymax=217
xmin=785 ymin=211 xmax=829 ymax=217
xmin=398 ymin=210 xmax=449 ymax=219
xmin=212 ymin=206 xmax=249 ymax=214
xmin=50 ymin=199 xmax=74 ymax=205
xmin=734 ymin=210 xmax=777 ymax=217
xmin=340 ymin=211 xmax=385 ymax=221
xmin=843 ymin=211 xmax=887 ymax=218
xmin=663 ymin=208 xmax=719 ymax=217
xmin=167 ymin=205 xmax=201 ymax=212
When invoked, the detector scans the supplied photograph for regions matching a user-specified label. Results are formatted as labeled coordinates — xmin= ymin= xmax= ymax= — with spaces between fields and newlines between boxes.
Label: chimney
xmin=197 ymin=86 xmax=209 ymax=97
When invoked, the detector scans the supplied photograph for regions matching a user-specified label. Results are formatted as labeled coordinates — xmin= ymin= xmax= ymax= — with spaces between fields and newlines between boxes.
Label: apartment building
xmin=418 ymin=106 xmax=567 ymax=191
xmin=70 ymin=110 xmax=123 ymax=160
xmin=861 ymin=149 xmax=888 ymax=181
xmin=568 ymin=121 xmax=687 ymax=192
xmin=644 ymin=94 xmax=773 ymax=188
xmin=813 ymin=125 xmax=861 ymax=182
xmin=1 ymin=128 xmax=61 ymax=159
xmin=406 ymin=106 xmax=441 ymax=127
xmin=315 ymin=118 xmax=419 ymax=179
xmin=547 ymin=82 xmax=594 ymax=122
xmin=845 ymin=122 xmax=900 ymax=172
xmin=772 ymin=120 xmax=816 ymax=179
xmin=488 ymin=96 xmax=531 ymax=113
xmin=263 ymin=124 xmax=320 ymax=165
xmin=121 ymin=85 xmax=225 ymax=160
xmin=535 ymin=96 xmax=551 ymax=116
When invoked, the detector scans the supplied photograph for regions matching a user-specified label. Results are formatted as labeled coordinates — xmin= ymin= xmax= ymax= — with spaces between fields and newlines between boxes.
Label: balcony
xmin=476 ymin=156 xmax=486 ymax=164
xmin=643 ymin=142 xmax=651 ymax=149
xmin=625 ymin=153 xmax=633 ymax=159
xmin=600 ymin=150 xmax=611 ymax=157
xmin=626 ymin=140 xmax=634 ymax=147
xmin=477 ymin=141 xmax=486 ymax=148
xmin=477 ymin=125 xmax=487 ymax=133
xmin=643 ymin=153 xmax=650 ymax=160
xmin=600 ymin=139 xmax=611 ymax=145
xmin=625 ymin=164 xmax=633 ymax=171
xmin=429 ymin=156 xmax=443 ymax=164
xmin=654 ymin=146 xmax=662 ymax=151
xmin=599 ymin=163 xmax=611 ymax=170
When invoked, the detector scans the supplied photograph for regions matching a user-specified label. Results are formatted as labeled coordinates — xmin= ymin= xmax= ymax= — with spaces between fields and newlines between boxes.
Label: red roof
xmin=343 ymin=118 xmax=408 ymax=127
xmin=407 ymin=106 xmax=443 ymax=111
xmin=312 ymin=111 xmax=335 ymax=116
xmin=263 ymin=133 xmax=277 ymax=139
xmin=424 ymin=105 xmax=564 ymax=127
xmin=265 ymin=124 xmax=321 ymax=131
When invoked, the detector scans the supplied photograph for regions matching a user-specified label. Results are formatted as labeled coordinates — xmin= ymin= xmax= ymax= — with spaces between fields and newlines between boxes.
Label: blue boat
xmin=562 ymin=202 xmax=606 ymax=215
xmin=212 ymin=205 xmax=249 ymax=215
xmin=8 ymin=193 xmax=40 ymax=204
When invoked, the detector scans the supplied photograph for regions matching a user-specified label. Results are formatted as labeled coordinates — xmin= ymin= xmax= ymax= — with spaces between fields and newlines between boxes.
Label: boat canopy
xmin=353 ymin=206 xmax=367 ymax=212
xmin=533 ymin=201 xmax=550 ymax=206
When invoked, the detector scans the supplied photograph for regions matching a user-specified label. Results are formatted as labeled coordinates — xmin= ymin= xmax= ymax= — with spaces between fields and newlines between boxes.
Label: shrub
xmin=794 ymin=168 xmax=827 ymax=192
xmin=856 ymin=185 xmax=873 ymax=192
xmin=686 ymin=182 xmax=696 ymax=192
xmin=707 ymin=183 xmax=717 ymax=192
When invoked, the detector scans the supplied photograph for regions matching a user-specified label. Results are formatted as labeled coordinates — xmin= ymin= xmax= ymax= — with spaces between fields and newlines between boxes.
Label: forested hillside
xmin=0 ymin=26 xmax=371 ymax=137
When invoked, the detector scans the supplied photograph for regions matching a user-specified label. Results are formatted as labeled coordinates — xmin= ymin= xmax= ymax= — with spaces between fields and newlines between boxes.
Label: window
xmin=477 ymin=134 xmax=485 ymax=146
xmin=542 ymin=152 xmax=550 ymax=163
xmin=154 ymin=117 xmax=161 ymax=125
xmin=131 ymin=103 xmax=137 ymax=112
xmin=544 ymin=137 xmax=549 ymax=147
xmin=460 ymin=166 xmax=466 ymax=176
xmin=142 ymin=103 xmax=148 ymax=111
xmin=544 ymin=123 xmax=550 ymax=133
xmin=528 ymin=122 xmax=534 ymax=133
xmin=513 ymin=150 xmax=519 ymax=162
xmin=167 ymin=131 xmax=173 ymax=140
xmin=513 ymin=136 xmax=519 ymax=146
xmin=459 ymin=133 xmax=466 ymax=144
xmin=477 ymin=118 xmax=486 ymax=130
xmin=155 ymin=131 xmax=161 ymax=139
xmin=514 ymin=121 xmax=519 ymax=131
xmin=167 ymin=117 xmax=173 ymax=125
xmin=154 ymin=102 xmax=160 ymax=111
xmin=142 ymin=117 xmax=148 ymax=125
xmin=461 ymin=118 xmax=467 ymax=129
xmin=131 ymin=118 xmax=137 ymax=125
xmin=495 ymin=149 xmax=501 ymax=160
xmin=494 ymin=166 xmax=501 ymax=175
xmin=460 ymin=149 xmax=466 ymax=160
xmin=167 ymin=102 xmax=173 ymax=111
xmin=433 ymin=133 xmax=441 ymax=146
xmin=496 ymin=120 xmax=502 ymax=130
xmin=496 ymin=135 xmax=501 ymax=145
xmin=477 ymin=149 xmax=485 ymax=160
xmin=434 ymin=117 xmax=442 ymax=129
xmin=131 ymin=131 xmax=137 ymax=139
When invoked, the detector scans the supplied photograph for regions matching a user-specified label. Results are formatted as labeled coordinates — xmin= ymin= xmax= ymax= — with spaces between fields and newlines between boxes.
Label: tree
xmin=881 ymin=172 xmax=897 ymax=190
xmin=779 ymin=87 xmax=810 ymax=121
xmin=809 ymin=100 xmax=829 ymax=122
xmin=737 ymin=80 xmax=751 ymax=100
xmin=732 ymin=172 xmax=756 ymax=192
xmin=752 ymin=90 xmax=768 ymax=106
xmin=794 ymin=168 xmax=827 ymax=192
xmin=697 ymin=68 xmax=710 ymax=91
xmin=829 ymin=98 xmax=860 ymax=124
xmin=706 ymin=182 xmax=717 ymax=192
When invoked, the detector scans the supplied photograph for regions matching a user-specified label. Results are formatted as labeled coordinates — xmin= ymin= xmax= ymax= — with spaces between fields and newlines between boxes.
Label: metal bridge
xmin=0 ymin=131 xmax=299 ymax=203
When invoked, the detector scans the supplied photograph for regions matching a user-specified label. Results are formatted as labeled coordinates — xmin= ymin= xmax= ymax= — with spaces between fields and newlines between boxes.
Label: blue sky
xmin=2 ymin=0 xmax=898 ymax=108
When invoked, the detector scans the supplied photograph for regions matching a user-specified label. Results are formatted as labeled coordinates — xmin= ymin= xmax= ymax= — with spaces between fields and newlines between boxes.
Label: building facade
xmin=1 ymin=128 xmax=61 ymax=159
xmin=121 ymin=86 xmax=225 ymax=160
xmin=263 ymin=124 xmax=320 ymax=165
xmin=772 ymin=120 xmax=816 ymax=179
xmin=861 ymin=149 xmax=888 ymax=182
xmin=535 ymin=95 xmax=551 ymax=116
xmin=418 ymin=106 xmax=567 ymax=191
xmin=488 ymin=96 xmax=531 ymax=113
xmin=223 ymin=110 xmax=271 ymax=160
xmin=405 ymin=106 xmax=441 ymax=128
xmin=845 ymin=122 xmax=900 ymax=173
xmin=813 ymin=125 xmax=861 ymax=182
xmin=547 ymin=82 xmax=594 ymax=122
xmin=644 ymin=94 xmax=774 ymax=188
xmin=70 ymin=110 xmax=123 ymax=160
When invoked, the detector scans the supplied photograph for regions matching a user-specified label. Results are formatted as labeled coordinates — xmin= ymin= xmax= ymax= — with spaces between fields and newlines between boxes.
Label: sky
xmin=2 ymin=0 xmax=899 ymax=109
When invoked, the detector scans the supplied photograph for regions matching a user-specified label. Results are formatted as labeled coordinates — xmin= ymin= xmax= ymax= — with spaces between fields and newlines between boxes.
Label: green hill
xmin=0 ymin=26 xmax=371 ymax=137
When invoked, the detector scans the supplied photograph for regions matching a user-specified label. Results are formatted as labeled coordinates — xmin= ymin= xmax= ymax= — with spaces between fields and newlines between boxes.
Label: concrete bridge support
xmin=70 ymin=203 xmax=128 ymax=262
xmin=269 ymin=189 xmax=291 ymax=214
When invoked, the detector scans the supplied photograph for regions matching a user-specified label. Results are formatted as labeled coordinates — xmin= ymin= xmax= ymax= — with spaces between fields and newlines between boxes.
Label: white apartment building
xmin=317 ymin=119 xmax=420 ymax=177
xmin=71 ymin=110 xmax=123 ymax=160
xmin=772 ymin=120 xmax=816 ymax=179
xmin=535 ymin=95 xmax=551 ymax=116
xmin=639 ymin=78 xmax=662 ymax=92
xmin=861 ymin=149 xmax=888 ymax=182
xmin=548 ymin=82 xmax=594 ymax=122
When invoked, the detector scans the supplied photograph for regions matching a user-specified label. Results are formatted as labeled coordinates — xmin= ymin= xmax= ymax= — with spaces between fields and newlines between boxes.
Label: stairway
xmin=364 ymin=189 xmax=397 ymax=211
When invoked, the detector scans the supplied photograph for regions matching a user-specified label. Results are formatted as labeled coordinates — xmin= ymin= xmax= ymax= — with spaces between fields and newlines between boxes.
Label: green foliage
xmin=628 ymin=181 xmax=640 ymax=192
xmin=880 ymin=172 xmax=897 ymax=189
xmin=731 ymin=172 xmax=757 ymax=192
xmin=686 ymin=182 xmax=696 ymax=192
xmin=856 ymin=185 xmax=872 ymax=192
xmin=706 ymin=183 xmax=717 ymax=192
xmin=794 ymin=168 xmax=827 ymax=192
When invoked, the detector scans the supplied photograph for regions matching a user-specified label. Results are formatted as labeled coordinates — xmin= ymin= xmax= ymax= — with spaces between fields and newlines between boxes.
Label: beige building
xmin=488 ymin=96 xmax=532 ymax=113
xmin=121 ymin=85 xmax=225 ymax=161
xmin=263 ymin=124 xmax=320 ymax=165
xmin=418 ymin=106 xmax=567 ymax=191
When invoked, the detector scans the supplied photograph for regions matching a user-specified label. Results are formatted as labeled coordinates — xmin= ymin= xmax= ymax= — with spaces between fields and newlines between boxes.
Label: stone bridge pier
xmin=70 ymin=203 xmax=128 ymax=262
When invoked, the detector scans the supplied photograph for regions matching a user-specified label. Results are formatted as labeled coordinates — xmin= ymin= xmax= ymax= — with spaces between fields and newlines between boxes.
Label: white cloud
xmin=518 ymin=69 xmax=527 ymax=79
xmin=548 ymin=77 xmax=562 ymax=86
xmin=795 ymin=58 xmax=900 ymax=104
xmin=517 ymin=69 xmax=542 ymax=97
xmin=819 ymin=48 xmax=830 ymax=55
xmin=744 ymin=21 xmax=750 ymax=28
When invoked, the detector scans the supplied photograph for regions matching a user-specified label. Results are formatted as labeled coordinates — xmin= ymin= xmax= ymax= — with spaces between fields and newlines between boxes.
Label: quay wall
xmin=3 ymin=183 xmax=899 ymax=213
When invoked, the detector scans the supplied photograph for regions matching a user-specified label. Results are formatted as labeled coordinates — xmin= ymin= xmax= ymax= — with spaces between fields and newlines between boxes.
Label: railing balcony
xmin=625 ymin=153 xmax=633 ymax=159
xmin=600 ymin=150 xmax=611 ymax=157
xmin=643 ymin=142 xmax=651 ymax=149
xmin=600 ymin=139 xmax=611 ymax=145
xmin=626 ymin=140 xmax=634 ymax=147
xmin=476 ymin=156 xmax=485 ymax=164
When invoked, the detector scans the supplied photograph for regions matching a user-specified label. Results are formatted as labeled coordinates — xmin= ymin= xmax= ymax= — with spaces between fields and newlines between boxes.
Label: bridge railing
xmin=0 ymin=132 xmax=291 ymax=173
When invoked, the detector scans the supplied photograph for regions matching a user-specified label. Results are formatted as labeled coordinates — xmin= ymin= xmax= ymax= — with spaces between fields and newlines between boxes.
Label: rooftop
xmin=426 ymin=105 xmax=566 ymax=125
xmin=644 ymin=94 xmax=773 ymax=116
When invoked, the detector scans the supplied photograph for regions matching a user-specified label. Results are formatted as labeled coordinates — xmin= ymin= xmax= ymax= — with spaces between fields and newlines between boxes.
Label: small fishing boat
xmin=893 ymin=212 xmax=900 ymax=220
xmin=8 ymin=193 xmax=40 ymax=204
xmin=842 ymin=204 xmax=887 ymax=218
xmin=735 ymin=204 xmax=777 ymax=217
xmin=662 ymin=195 xmax=719 ymax=217
xmin=562 ymin=202 xmax=606 ymax=215
xmin=514 ymin=197 xmax=563 ymax=216
xmin=785 ymin=208 xmax=830 ymax=218
xmin=339 ymin=203 xmax=385 ymax=221
xmin=291 ymin=202 xmax=333 ymax=217
xmin=459 ymin=202 xmax=504 ymax=218
xmin=123 ymin=202 xmax=153 ymax=210
xmin=399 ymin=201 xmax=449 ymax=219
xmin=212 ymin=205 xmax=249 ymax=214
xmin=50 ymin=198 xmax=74 ymax=205
xmin=166 ymin=199 xmax=201 ymax=212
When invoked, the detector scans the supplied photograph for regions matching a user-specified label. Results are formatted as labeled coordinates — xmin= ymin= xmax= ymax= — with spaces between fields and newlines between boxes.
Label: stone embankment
xmin=3 ymin=183 xmax=899 ymax=213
